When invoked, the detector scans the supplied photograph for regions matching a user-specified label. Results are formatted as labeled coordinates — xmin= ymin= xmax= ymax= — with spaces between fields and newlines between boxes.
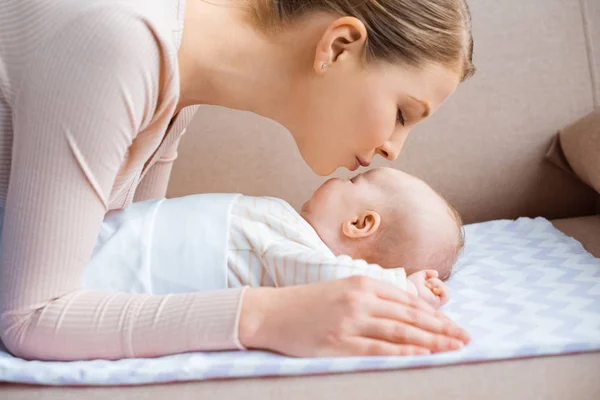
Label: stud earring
xmin=321 ymin=62 xmax=328 ymax=70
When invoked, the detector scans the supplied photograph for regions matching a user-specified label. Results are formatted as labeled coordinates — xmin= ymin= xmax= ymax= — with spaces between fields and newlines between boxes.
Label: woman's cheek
xmin=359 ymin=99 xmax=394 ymax=149
xmin=359 ymin=118 xmax=391 ymax=150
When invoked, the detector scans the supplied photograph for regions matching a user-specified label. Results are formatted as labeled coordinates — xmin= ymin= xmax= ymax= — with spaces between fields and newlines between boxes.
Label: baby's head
xmin=301 ymin=167 xmax=464 ymax=279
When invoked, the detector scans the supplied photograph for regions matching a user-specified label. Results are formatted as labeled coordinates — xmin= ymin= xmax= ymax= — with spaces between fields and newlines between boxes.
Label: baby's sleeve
xmin=260 ymin=241 xmax=407 ymax=290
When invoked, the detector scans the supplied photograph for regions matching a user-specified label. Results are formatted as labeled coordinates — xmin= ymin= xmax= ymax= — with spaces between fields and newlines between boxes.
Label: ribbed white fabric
xmin=0 ymin=0 xmax=246 ymax=361
xmin=227 ymin=196 xmax=408 ymax=290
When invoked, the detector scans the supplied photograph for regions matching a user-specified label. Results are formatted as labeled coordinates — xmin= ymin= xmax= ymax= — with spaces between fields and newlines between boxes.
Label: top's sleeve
xmin=0 ymin=7 xmax=245 ymax=361
xmin=260 ymin=240 xmax=407 ymax=290
xmin=133 ymin=135 xmax=182 ymax=202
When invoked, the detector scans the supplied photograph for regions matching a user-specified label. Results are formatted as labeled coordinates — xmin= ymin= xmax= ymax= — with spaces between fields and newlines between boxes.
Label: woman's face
xmin=288 ymin=60 xmax=461 ymax=176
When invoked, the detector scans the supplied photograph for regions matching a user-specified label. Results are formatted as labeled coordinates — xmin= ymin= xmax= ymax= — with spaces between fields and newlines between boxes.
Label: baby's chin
xmin=299 ymin=204 xmax=312 ymax=223
xmin=299 ymin=205 xmax=321 ymax=234
xmin=300 ymin=200 xmax=327 ymax=226
xmin=300 ymin=201 xmax=309 ymax=214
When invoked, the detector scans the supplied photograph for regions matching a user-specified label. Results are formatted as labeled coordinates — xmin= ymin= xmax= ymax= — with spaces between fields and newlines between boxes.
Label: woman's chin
xmin=303 ymin=157 xmax=338 ymax=176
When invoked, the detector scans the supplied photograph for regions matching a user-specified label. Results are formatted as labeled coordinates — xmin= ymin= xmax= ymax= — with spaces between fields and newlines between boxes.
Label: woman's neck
xmin=177 ymin=1 xmax=294 ymax=120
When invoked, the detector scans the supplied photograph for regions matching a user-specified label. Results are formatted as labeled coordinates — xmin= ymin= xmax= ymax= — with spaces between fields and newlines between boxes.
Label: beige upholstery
xmin=4 ymin=351 xmax=599 ymax=400
xmin=588 ymin=0 xmax=600 ymax=104
xmin=554 ymin=110 xmax=600 ymax=193
xmin=168 ymin=1 xmax=600 ymax=224
xmin=552 ymin=215 xmax=600 ymax=257
xmin=4 ymin=0 xmax=600 ymax=399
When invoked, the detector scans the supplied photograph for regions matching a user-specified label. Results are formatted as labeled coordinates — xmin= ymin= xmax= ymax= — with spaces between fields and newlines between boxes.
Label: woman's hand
xmin=239 ymin=276 xmax=469 ymax=357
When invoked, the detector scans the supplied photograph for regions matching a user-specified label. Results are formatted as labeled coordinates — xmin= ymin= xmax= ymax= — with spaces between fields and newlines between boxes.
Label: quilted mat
xmin=1 ymin=217 xmax=599 ymax=385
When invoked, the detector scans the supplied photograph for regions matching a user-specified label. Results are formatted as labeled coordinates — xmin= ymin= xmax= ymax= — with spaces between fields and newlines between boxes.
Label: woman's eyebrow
xmin=409 ymin=96 xmax=431 ymax=118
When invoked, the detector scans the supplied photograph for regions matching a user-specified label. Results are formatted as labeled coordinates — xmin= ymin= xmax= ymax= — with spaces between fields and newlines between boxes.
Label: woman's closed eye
xmin=396 ymin=108 xmax=405 ymax=126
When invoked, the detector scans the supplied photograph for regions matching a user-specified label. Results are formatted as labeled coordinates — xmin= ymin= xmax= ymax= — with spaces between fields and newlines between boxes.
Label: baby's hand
xmin=406 ymin=270 xmax=449 ymax=309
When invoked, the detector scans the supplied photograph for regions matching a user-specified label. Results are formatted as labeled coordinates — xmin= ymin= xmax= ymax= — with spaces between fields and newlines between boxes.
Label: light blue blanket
xmin=1 ymin=217 xmax=599 ymax=385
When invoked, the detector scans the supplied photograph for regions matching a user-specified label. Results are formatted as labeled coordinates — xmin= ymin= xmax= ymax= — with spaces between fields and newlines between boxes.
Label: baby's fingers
xmin=427 ymin=277 xmax=444 ymax=287
xmin=429 ymin=278 xmax=449 ymax=306
xmin=424 ymin=269 xmax=439 ymax=279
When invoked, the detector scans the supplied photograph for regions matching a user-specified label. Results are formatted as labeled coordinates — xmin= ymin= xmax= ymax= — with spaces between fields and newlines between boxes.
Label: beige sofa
xmin=3 ymin=0 xmax=600 ymax=398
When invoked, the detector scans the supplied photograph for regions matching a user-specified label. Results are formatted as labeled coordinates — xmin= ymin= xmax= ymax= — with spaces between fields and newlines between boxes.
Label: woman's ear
xmin=342 ymin=210 xmax=381 ymax=239
xmin=313 ymin=16 xmax=367 ymax=73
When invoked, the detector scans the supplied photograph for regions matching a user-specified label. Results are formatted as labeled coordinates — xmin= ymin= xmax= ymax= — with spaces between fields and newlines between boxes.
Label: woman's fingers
xmin=243 ymin=278 xmax=469 ymax=358
xmin=430 ymin=308 xmax=470 ymax=343
xmin=369 ymin=298 xmax=456 ymax=337
xmin=361 ymin=319 xmax=464 ymax=353
xmin=425 ymin=306 xmax=469 ymax=343
xmin=371 ymin=279 xmax=438 ymax=315
xmin=369 ymin=280 xmax=470 ymax=343
xmin=345 ymin=337 xmax=431 ymax=357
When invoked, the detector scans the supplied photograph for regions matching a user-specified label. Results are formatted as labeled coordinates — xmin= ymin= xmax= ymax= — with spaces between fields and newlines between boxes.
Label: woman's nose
xmin=376 ymin=129 xmax=410 ymax=161
xmin=376 ymin=141 xmax=400 ymax=161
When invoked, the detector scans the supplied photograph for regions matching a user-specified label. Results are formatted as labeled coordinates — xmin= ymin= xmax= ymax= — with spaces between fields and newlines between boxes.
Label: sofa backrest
xmin=168 ymin=0 xmax=599 ymax=223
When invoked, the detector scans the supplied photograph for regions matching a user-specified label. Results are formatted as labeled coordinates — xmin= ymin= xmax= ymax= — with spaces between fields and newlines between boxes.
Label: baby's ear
xmin=342 ymin=211 xmax=381 ymax=238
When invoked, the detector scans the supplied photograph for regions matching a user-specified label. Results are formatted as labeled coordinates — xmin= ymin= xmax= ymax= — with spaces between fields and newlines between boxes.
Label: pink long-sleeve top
xmin=0 ymin=0 xmax=246 ymax=360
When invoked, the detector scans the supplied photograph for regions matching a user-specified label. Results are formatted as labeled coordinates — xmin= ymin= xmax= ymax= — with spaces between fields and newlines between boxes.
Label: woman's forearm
xmin=1 ymin=287 xmax=246 ymax=360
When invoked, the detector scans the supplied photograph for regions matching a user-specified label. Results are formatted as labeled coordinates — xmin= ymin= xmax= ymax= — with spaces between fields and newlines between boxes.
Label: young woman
xmin=0 ymin=0 xmax=474 ymax=360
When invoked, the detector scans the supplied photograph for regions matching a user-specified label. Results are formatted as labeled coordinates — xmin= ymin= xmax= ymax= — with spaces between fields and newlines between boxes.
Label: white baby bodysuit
xmin=227 ymin=195 xmax=407 ymax=289
xmin=82 ymin=194 xmax=407 ymax=294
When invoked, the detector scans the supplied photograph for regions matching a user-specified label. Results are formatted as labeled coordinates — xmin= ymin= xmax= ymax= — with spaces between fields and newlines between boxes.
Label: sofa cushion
xmin=170 ymin=0 xmax=600 ymax=223
xmin=551 ymin=215 xmax=600 ymax=257
xmin=547 ymin=110 xmax=600 ymax=194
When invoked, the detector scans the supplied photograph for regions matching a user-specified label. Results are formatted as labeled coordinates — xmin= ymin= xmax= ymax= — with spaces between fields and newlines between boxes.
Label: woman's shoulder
xmin=6 ymin=0 xmax=183 ymax=50
xmin=3 ymin=1 xmax=182 ymax=108
xmin=66 ymin=0 xmax=184 ymax=56
xmin=8 ymin=0 xmax=184 ymax=127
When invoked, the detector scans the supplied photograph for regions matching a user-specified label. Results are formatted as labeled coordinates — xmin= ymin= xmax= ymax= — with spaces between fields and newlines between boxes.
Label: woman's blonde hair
xmin=251 ymin=0 xmax=475 ymax=81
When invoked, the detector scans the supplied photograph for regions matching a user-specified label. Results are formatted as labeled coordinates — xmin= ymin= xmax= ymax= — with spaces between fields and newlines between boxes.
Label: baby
xmin=83 ymin=168 xmax=464 ymax=309
xmin=299 ymin=167 xmax=464 ymax=305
